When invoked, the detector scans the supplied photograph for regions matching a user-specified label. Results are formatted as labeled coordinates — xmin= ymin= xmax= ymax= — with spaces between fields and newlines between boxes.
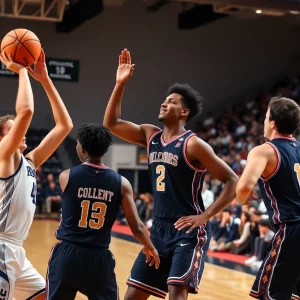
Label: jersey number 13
xmin=78 ymin=200 xmax=107 ymax=229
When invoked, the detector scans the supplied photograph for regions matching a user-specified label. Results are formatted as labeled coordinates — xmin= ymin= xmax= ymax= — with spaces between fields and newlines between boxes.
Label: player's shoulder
xmin=140 ymin=124 xmax=161 ymax=143
xmin=120 ymin=175 xmax=132 ymax=195
xmin=59 ymin=168 xmax=71 ymax=180
xmin=108 ymin=168 xmax=122 ymax=178
xmin=248 ymin=143 xmax=275 ymax=159
xmin=120 ymin=175 xmax=129 ymax=186
xmin=186 ymin=134 xmax=211 ymax=151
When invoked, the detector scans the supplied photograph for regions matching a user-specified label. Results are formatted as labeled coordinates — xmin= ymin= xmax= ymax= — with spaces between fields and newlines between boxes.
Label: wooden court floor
xmin=24 ymin=220 xmax=255 ymax=300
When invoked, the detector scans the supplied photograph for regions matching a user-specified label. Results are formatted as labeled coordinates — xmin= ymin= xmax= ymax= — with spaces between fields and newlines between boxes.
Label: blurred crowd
xmin=35 ymin=168 xmax=62 ymax=218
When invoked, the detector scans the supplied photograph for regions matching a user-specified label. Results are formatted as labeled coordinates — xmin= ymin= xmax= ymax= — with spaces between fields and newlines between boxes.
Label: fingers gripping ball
xmin=1 ymin=29 xmax=41 ymax=67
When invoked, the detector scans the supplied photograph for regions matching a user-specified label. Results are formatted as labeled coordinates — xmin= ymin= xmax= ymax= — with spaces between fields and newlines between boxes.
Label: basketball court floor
xmin=25 ymin=220 xmax=255 ymax=299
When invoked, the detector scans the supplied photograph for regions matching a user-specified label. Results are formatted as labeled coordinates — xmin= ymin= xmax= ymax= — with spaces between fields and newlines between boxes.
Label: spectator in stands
xmin=210 ymin=211 xmax=222 ymax=236
xmin=230 ymin=198 xmax=242 ymax=219
xmin=229 ymin=211 xmax=251 ymax=254
xmin=246 ymin=210 xmax=263 ymax=261
xmin=209 ymin=208 xmax=240 ymax=252
xmin=201 ymin=181 xmax=214 ymax=209
xmin=137 ymin=193 xmax=154 ymax=229
xmin=202 ymin=112 xmax=214 ymax=128
xmin=46 ymin=173 xmax=54 ymax=185
xmin=245 ymin=219 xmax=274 ymax=268
xmin=235 ymin=120 xmax=247 ymax=136
xmin=45 ymin=181 xmax=62 ymax=216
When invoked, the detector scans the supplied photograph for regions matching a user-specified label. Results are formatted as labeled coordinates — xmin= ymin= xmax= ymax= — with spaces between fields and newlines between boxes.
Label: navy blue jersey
xmin=56 ymin=162 xmax=122 ymax=249
xmin=148 ymin=130 xmax=206 ymax=221
xmin=258 ymin=138 xmax=300 ymax=226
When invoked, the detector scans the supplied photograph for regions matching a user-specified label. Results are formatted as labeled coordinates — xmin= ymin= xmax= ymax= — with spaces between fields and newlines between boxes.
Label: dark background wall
xmin=1 ymin=0 xmax=299 ymax=138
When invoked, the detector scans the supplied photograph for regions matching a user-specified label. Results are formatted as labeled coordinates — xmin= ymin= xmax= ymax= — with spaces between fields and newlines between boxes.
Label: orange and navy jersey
xmin=258 ymin=137 xmax=300 ymax=226
xmin=147 ymin=130 xmax=206 ymax=221
xmin=56 ymin=162 xmax=122 ymax=249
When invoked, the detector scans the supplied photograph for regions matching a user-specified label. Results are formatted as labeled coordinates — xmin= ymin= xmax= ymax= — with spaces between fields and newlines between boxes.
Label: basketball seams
xmin=6 ymin=35 xmax=17 ymax=39
xmin=1 ymin=39 xmax=17 ymax=52
xmin=12 ymin=30 xmax=17 ymax=38
xmin=13 ymin=41 xmax=20 ymax=61
xmin=3 ymin=36 xmax=40 ymax=46
xmin=13 ymin=30 xmax=28 ymax=61
xmin=20 ymin=43 xmax=38 ymax=61
xmin=13 ymin=30 xmax=18 ymax=39
xmin=22 ymin=39 xmax=40 ymax=43
xmin=19 ymin=30 xmax=29 ymax=43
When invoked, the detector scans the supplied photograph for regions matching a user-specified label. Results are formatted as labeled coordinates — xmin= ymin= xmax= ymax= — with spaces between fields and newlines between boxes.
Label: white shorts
xmin=0 ymin=241 xmax=45 ymax=300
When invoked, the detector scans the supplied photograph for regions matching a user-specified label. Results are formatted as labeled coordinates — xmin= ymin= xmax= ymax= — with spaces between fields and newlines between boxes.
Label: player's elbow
xmin=65 ymin=120 xmax=73 ymax=132
xmin=222 ymin=173 xmax=238 ymax=187
xmin=236 ymin=182 xmax=252 ymax=204
xmin=18 ymin=107 xmax=34 ymax=120
xmin=103 ymin=119 xmax=118 ymax=131
xmin=229 ymin=172 xmax=239 ymax=183
xmin=56 ymin=121 xmax=73 ymax=135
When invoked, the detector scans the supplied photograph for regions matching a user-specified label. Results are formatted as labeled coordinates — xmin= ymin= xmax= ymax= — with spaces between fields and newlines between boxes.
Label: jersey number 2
xmin=78 ymin=200 xmax=107 ymax=229
xmin=156 ymin=165 xmax=165 ymax=192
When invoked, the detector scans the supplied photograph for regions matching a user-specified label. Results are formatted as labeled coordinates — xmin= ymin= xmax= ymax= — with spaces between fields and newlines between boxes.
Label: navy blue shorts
xmin=46 ymin=241 xmax=118 ymax=300
xmin=250 ymin=223 xmax=300 ymax=300
xmin=127 ymin=219 xmax=211 ymax=299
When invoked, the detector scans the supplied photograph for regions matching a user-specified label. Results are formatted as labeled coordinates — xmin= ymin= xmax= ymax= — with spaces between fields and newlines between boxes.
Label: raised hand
xmin=116 ymin=49 xmax=135 ymax=84
xmin=27 ymin=49 xmax=49 ymax=83
xmin=143 ymin=247 xmax=160 ymax=269
xmin=0 ymin=51 xmax=26 ymax=74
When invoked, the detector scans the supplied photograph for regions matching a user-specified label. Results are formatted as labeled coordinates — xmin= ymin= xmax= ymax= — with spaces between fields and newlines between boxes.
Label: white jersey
xmin=0 ymin=155 xmax=36 ymax=244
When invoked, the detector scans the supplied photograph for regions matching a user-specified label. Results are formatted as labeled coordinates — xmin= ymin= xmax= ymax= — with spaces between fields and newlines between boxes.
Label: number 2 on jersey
xmin=79 ymin=200 xmax=107 ymax=229
xmin=156 ymin=165 xmax=165 ymax=192
xmin=294 ymin=163 xmax=300 ymax=185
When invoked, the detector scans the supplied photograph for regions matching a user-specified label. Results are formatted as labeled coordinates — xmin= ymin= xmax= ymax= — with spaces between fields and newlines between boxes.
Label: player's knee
xmin=124 ymin=293 xmax=136 ymax=300
xmin=124 ymin=287 xmax=149 ymax=300
xmin=124 ymin=288 xmax=136 ymax=300
xmin=168 ymin=285 xmax=189 ymax=300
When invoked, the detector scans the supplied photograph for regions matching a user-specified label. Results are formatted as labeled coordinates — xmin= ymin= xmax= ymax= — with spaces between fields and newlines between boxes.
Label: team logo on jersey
xmin=149 ymin=151 xmax=178 ymax=166
xmin=175 ymin=142 xmax=182 ymax=148
xmin=26 ymin=166 xmax=36 ymax=178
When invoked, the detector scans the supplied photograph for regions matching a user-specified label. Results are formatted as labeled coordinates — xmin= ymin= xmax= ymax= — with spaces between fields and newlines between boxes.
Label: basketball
xmin=1 ymin=29 xmax=41 ymax=67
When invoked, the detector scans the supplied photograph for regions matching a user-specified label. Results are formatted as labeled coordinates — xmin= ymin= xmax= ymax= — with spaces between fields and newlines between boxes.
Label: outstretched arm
xmin=121 ymin=176 xmax=160 ymax=269
xmin=175 ymin=137 xmax=238 ymax=233
xmin=103 ymin=49 xmax=159 ymax=147
xmin=26 ymin=50 xmax=73 ymax=169
xmin=0 ymin=52 xmax=34 ymax=160
xmin=236 ymin=145 xmax=269 ymax=204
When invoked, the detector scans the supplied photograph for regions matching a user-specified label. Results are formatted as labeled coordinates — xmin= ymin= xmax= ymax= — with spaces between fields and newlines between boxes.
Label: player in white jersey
xmin=0 ymin=50 xmax=73 ymax=300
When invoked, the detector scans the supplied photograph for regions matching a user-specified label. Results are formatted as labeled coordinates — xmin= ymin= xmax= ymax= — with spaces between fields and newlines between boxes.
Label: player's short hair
xmin=167 ymin=83 xmax=204 ymax=121
xmin=268 ymin=97 xmax=300 ymax=135
xmin=77 ymin=123 xmax=113 ymax=157
xmin=0 ymin=114 xmax=15 ymax=135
